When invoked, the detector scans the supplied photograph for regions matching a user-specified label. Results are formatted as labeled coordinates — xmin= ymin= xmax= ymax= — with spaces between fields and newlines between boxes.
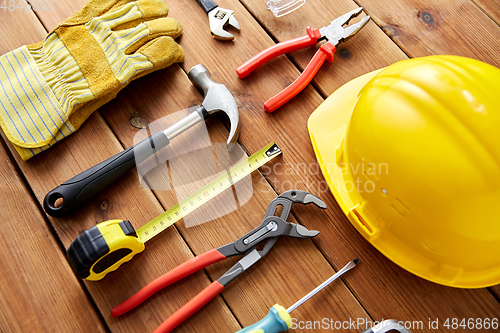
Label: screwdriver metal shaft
xmin=236 ymin=259 xmax=360 ymax=333
xmin=287 ymin=258 xmax=360 ymax=313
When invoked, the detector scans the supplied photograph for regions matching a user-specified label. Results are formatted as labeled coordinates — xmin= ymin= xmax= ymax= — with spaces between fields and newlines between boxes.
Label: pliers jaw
xmin=319 ymin=7 xmax=371 ymax=46
xmin=266 ymin=190 xmax=327 ymax=217
xmin=217 ymin=190 xmax=325 ymax=286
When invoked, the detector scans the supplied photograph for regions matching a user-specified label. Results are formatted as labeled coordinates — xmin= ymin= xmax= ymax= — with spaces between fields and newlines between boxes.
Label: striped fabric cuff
xmin=29 ymin=33 xmax=94 ymax=118
xmin=14 ymin=120 xmax=76 ymax=161
xmin=0 ymin=46 xmax=67 ymax=148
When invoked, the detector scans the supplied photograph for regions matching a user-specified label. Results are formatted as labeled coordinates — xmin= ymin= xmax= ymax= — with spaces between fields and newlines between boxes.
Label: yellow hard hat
xmin=308 ymin=55 xmax=500 ymax=288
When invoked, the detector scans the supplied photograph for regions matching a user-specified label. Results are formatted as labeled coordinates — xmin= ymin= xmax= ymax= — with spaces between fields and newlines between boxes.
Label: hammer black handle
xmin=44 ymin=131 xmax=170 ymax=217
xmin=195 ymin=0 xmax=218 ymax=13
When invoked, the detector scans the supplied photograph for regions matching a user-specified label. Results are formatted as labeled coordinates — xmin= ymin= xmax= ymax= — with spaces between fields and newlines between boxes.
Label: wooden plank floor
xmin=1 ymin=0 xmax=499 ymax=332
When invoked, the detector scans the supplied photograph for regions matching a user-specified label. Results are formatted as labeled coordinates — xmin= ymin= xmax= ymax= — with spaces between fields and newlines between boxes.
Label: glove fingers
xmin=124 ymin=17 xmax=182 ymax=54
xmin=61 ymin=0 xmax=168 ymax=27
xmin=112 ymin=37 xmax=183 ymax=85
xmin=137 ymin=36 xmax=184 ymax=70
xmin=91 ymin=3 xmax=143 ymax=30
xmin=60 ymin=0 xmax=134 ymax=26
xmin=110 ymin=36 xmax=182 ymax=84
xmin=88 ymin=0 xmax=168 ymax=32
xmin=101 ymin=0 xmax=171 ymax=31
xmin=135 ymin=0 xmax=169 ymax=20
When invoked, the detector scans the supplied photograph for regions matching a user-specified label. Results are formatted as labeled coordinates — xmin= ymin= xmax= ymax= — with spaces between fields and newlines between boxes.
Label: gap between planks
xmin=470 ymin=0 xmax=500 ymax=27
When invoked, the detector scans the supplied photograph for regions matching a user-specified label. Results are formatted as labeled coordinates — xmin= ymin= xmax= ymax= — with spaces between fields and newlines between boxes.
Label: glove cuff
xmin=0 ymin=46 xmax=73 ymax=149
xmin=29 ymin=33 xmax=95 ymax=119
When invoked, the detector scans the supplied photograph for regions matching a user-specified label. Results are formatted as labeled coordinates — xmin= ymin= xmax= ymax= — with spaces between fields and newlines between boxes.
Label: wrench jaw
xmin=208 ymin=7 xmax=240 ymax=41
xmin=228 ymin=14 xmax=240 ymax=31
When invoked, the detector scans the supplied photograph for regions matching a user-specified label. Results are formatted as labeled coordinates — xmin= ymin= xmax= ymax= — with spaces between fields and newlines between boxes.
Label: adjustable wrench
xmin=195 ymin=0 xmax=240 ymax=40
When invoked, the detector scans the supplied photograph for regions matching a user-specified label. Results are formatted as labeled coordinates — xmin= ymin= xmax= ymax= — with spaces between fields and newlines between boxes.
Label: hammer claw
xmin=187 ymin=65 xmax=240 ymax=151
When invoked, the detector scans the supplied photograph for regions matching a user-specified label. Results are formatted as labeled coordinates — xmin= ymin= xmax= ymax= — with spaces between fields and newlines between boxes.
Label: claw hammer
xmin=44 ymin=64 xmax=240 ymax=217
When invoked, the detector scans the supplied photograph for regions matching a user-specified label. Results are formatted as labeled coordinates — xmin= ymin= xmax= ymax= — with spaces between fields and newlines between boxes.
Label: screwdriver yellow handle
xmin=67 ymin=219 xmax=145 ymax=281
xmin=236 ymin=304 xmax=292 ymax=333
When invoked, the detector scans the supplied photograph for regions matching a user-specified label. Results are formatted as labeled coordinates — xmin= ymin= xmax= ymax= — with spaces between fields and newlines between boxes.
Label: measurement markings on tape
xmin=137 ymin=142 xmax=282 ymax=242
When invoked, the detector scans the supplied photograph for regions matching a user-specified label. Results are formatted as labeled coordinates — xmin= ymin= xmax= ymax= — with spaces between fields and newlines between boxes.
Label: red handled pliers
xmin=237 ymin=7 xmax=370 ymax=113
xmin=110 ymin=190 xmax=326 ymax=333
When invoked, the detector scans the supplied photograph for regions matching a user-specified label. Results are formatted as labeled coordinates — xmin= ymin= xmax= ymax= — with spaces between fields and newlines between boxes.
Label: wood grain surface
xmin=355 ymin=0 xmax=500 ymax=66
xmin=472 ymin=0 xmax=500 ymax=26
xmin=0 ymin=0 xmax=499 ymax=332
xmin=0 ymin=137 xmax=106 ymax=331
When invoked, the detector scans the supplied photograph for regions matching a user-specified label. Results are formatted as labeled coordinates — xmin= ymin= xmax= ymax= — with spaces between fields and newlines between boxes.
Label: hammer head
xmin=187 ymin=64 xmax=240 ymax=151
xmin=208 ymin=7 xmax=240 ymax=41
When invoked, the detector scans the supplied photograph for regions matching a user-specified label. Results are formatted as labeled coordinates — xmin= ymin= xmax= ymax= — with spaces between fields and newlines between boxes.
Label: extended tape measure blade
xmin=137 ymin=142 xmax=281 ymax=242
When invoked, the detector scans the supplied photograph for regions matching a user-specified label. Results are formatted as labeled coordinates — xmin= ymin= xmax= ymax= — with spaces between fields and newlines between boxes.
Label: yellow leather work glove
xmin=0 ymin=0 xmax=184 ymax=160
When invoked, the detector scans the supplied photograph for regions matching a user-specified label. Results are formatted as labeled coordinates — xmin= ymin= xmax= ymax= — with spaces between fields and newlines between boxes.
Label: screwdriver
xmin=236 ymin=259 xmax=360 ymax=333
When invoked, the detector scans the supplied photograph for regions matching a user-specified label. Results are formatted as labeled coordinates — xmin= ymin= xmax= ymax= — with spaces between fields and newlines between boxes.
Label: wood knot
xmin=417 ymin=10 xmax=438 ymax=29
xmin=338 ymin=48 xmax=352 ymax=60
xmin=100 ymin=199 xmax=109 ymax=211
xmin=381 ymin=25 xmax=402 ymax=37
xmin=130 ymin=116 xmax=147 ymax=129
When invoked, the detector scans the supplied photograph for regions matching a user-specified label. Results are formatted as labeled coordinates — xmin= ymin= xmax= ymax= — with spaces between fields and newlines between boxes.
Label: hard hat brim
xmin=308 ymin=69 xmax=382 ymax=216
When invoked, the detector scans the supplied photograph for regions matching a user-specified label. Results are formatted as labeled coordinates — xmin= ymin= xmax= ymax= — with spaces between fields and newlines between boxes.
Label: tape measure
xmin=67 ymin=142 xmax=282 ymax=281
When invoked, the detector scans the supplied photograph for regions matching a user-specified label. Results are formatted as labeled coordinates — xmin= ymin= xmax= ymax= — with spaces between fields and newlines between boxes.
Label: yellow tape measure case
xmin=67 ymin=219 xmax=145 ymax=281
